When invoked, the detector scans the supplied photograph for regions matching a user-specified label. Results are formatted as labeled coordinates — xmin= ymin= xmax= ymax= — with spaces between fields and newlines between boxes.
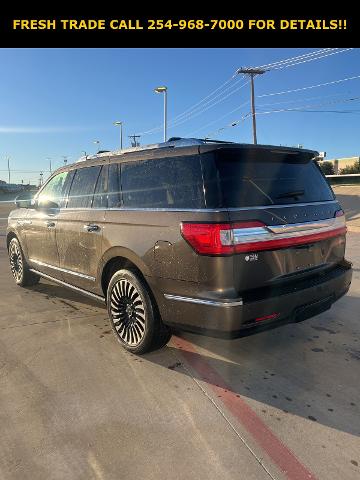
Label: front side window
xmin=67 ymin=166 xmax=101 ymax=209
xmin=37 ymin=171 xmax=70 ymax=207
xmin=121 ymin=156 xmax=205 ymax=209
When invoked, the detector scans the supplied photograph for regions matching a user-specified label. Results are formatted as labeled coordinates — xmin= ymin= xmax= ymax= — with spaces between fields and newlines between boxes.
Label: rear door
xmin=202 ymin=147 xmax=346 ymax=293
xmin=56 ymin=164 xmax=105 ymax=293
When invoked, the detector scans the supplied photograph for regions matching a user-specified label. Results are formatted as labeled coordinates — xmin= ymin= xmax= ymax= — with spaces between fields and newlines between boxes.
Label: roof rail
xmin=75 ymin=137 xmax=235 ymax=163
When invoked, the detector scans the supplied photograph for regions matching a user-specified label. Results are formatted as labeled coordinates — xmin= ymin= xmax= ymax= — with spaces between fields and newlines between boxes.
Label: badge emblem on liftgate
xmin=245 ymin=253 xmax=258 ymax=262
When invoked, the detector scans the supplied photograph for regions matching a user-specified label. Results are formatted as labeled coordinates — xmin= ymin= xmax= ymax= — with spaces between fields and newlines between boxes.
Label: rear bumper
xmin=160 ymin=262 xmax=352 ymax=338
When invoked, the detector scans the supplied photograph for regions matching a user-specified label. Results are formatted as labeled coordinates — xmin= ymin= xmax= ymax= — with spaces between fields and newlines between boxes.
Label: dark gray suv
xmin=7 ymin=138 xmax=352 ymax=353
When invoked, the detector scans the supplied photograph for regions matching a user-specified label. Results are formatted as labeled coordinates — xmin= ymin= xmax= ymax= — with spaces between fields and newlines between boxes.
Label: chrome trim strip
xmin=58 ymin=200 xmax=337 ymax=213
xmin=267 ymin=218 xmax=337 ymax=234
xmin=164 ymin=294 xmax=243 ymax=307
xmin=29 ymin=269 xmax=105 ymax=303
xmin=29 ymin=259 xmax=96 ymax=282
xmin=226 ymin=200 xmax=337 ymax=211
xmin=232 ymin=216 xmax=345 ymax=245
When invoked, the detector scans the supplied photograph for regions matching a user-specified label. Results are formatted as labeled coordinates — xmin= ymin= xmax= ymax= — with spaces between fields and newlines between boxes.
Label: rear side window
xmin=107 ymin=163 xmax=121 ymax=208
xmin=121 ymin=156 xmax=205 ymax=209
xmin=67 ymin=166 xmax=101 ymax=208
xmin=203 ymin=149 xmax=334 ymax=208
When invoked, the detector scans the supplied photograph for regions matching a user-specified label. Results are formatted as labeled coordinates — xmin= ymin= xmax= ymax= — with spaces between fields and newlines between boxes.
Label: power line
xmin=260 ymin=48 xmax=354 ymax=71
xmin=206 ymin=96 xmax=360 ymax=137
xmin=139 ymin=48 xmax=355 ymax=138
xmin=257 ymin=91 xmax=354 ymax=107
xmin=255 ymin=96 xmax=360 ymax=115
xmin=138 ymin=75 xmax=247 ymax=135
xmin=258 ymin=48 xmax=336 ymax=69
xmin=258 ymin=74 xmax=360 ymax=98
xmin=164 ymin=79 xmax=250 ymax=130
xmin=185 ymin=100 xmax=250 ymax=136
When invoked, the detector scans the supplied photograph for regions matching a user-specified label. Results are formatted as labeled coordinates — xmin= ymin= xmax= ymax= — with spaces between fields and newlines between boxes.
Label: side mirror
xmin=36 ymin=199 xmax=60 ymax=210
xmin=15 ymin=191 xmax=34 ymax=209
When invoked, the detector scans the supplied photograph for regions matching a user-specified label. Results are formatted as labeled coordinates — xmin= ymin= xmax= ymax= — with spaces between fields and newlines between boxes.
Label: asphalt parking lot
xmin=0 ymin=190 xmax=359 ymax=480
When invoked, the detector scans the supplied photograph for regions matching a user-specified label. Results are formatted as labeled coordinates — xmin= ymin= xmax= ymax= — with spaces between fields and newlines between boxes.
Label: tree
xmin=319 ymin=161 xmax=335 ymax=175
xmin=339 ymin=159 xmax=360 ymax=174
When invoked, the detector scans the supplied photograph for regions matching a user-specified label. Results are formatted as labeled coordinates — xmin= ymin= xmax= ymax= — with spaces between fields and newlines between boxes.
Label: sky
xmin=0 ymin=47 xmax=359 ymax=184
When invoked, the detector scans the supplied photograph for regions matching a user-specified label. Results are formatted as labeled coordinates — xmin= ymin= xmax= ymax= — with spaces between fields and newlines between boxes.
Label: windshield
xmin=203 ymin=149 xmax=335 ymax=208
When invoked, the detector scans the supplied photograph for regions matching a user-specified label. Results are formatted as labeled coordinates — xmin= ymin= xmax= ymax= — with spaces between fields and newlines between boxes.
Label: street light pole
xmin=154 ymin=86 xmax=168 ymax=142
xmin=93 ymin=140 xmax=101 ymax=153
xmin=114 ymin=121 xmax=123 ymax=150
xmin=237 ymin=68 xmax=266 ymax=145
xmin=7 ymin=157 xmax=10 ymax=184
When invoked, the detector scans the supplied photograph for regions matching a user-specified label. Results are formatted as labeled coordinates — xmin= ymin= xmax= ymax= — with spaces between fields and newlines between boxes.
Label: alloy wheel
xmin=110 ymin=279 xmax=146 ymax=346
xmin=9 ymin=241 xmax=23 ymax=282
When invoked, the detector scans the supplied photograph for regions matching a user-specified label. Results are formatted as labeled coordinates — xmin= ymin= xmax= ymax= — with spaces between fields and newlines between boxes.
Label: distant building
xmin=0 ymin=181 xmax=37 ymax=193
xmin=325 ymin=156 xmax=360 ymax=174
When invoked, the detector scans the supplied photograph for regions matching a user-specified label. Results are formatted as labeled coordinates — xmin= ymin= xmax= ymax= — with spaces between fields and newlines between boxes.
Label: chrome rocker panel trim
xmin=164 ymin=294 xmax=243 ymax=307
xmin=29 ymin=269 xmax=105 ymax=303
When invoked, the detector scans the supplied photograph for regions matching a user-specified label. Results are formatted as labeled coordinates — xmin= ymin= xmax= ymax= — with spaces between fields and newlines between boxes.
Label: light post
xmin=114 ymin=121 xmax=123 ymax=150
xmin=154 ymin=86 xmax=168 ymax=142
xmin=94 ymin=140 xmax=101 ymax=153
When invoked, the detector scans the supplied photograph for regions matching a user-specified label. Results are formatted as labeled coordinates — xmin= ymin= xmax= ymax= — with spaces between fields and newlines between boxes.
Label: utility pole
xmin=62 ymin=156 xmax=68 ymax=166
xmin=47 ymin=157 xmax=52 ymax=173
xmin=237 ymin=68 xmax=266 ymax=145
xmin=129 ymin=134 xmax=141 ymax=147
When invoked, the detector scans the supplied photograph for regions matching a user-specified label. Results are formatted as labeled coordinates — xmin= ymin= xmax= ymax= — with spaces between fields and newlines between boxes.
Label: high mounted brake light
xmin=181 ymin=217 xmax=347 ymax=256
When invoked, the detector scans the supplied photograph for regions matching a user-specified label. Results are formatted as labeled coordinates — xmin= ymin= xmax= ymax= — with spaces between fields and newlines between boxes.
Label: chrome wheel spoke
xmin=110 ymin=278 xmax=146 ymax=347
xmin=9 ymin=242 xmax=23 ymax=282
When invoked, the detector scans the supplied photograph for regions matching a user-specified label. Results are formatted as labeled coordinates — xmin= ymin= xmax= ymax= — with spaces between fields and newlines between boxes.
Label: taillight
xmin=180 ymin=223 xmax=234 ymax=255
xmin=181 ymin=221 xmax=266 ymax=255
xmin=181 ymin=217 xmax=347 ymax=256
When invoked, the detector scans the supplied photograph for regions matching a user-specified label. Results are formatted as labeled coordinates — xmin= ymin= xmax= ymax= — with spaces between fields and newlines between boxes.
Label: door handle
xmin=46 ymin=221 xmax=56 ymax=228
xmin=84 ymin=224 xmax=100 ymax=232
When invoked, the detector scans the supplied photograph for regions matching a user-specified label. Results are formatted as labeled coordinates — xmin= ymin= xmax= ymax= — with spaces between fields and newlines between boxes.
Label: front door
xmin=26 ymin=170 xmax=71 ymax=278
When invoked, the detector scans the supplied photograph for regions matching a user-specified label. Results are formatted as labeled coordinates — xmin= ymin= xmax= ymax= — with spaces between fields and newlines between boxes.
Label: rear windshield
xmin=203 ymin=149 xmax=335 ymax=208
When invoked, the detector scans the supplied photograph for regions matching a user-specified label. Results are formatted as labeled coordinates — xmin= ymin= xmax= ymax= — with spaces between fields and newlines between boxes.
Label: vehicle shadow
xmin=146 ymin=295 xmax=360 ymax=438
xmin=26 ymin=280 xmax=106 ymax=310
xmin=21 ymin=272 xmax=360 ymax=437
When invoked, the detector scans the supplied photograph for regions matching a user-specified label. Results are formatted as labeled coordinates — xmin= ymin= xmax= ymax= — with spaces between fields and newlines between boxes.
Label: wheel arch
xmin=99 ymin=246 xmax=153 ymax=297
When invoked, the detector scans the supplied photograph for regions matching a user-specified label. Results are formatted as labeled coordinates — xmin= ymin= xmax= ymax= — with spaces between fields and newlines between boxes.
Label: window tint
xmin=93 ymin=165 xmax=108 ymax=209
xmin=204 ymin=149 xmax=334 ymax=208
xmin=59 ymin=170 xmax=75 ymax=208
xmin=67 ymin=166 xmax=101 ymax=209
xmin=38 ymin=171 xmax=69 ymax=206
xmin=121 ymin=156 xmax=204 ymax=208
xmin=108 ymin=163 xmax=121 ymax=208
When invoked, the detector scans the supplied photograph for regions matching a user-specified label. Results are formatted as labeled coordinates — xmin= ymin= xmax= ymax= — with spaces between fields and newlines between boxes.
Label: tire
xmin=106 ymin=269 xmax=171 ymax=354
xmin=8 ymin=237 xmax=40 ymax=287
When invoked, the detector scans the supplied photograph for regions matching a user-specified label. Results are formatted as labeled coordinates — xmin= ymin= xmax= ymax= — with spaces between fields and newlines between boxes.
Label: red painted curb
xmin=173 ymin=336 xmax=316 ymax=480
